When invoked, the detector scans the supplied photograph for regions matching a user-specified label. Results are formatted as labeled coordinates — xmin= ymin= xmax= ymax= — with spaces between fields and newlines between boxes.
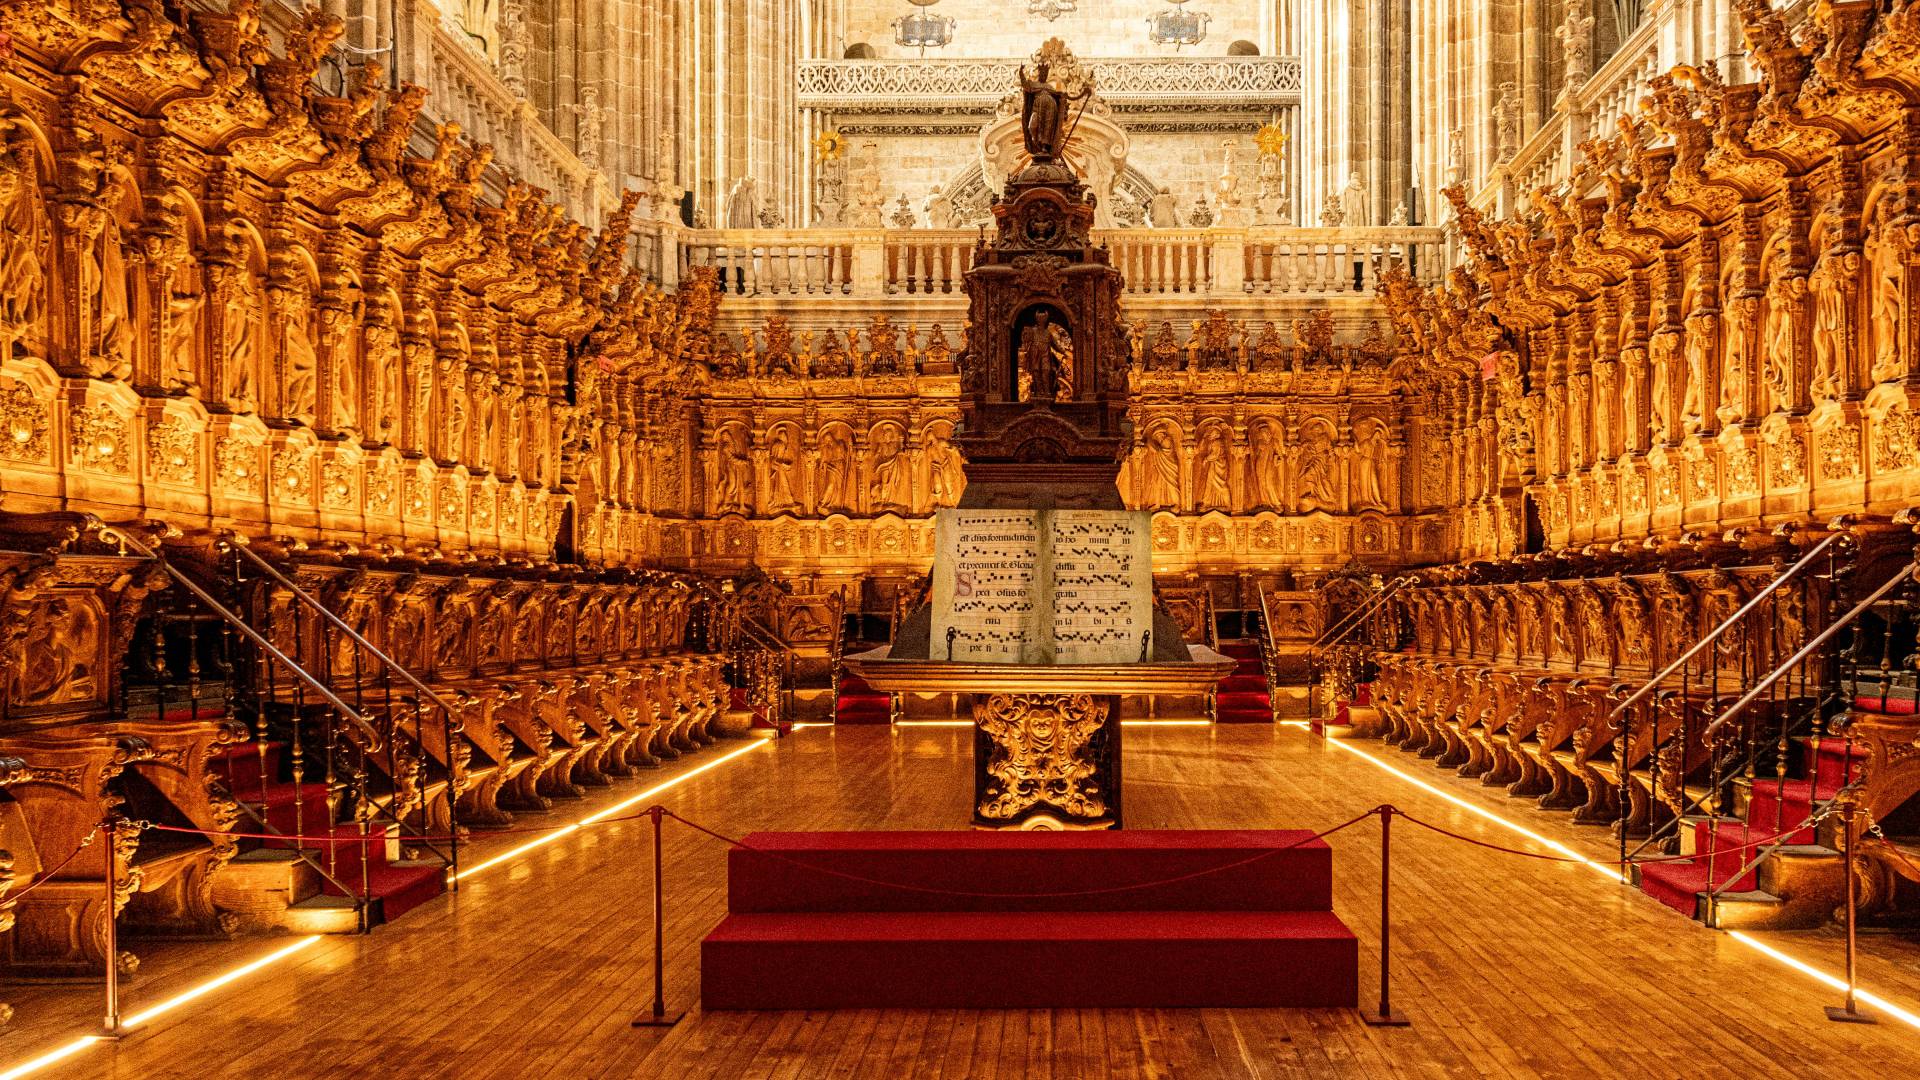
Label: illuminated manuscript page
xmin=930 ymin=509 xmax=1152 ymax=664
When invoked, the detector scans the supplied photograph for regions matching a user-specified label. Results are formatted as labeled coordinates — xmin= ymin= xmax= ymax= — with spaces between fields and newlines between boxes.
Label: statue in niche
xmin=0 ymin=130 xmax=47 ymax=359
xmin=1809 ymin=253 xmax=1856 ymax=405
xmin=1355 ymin=422 xmax=1391 ymax=509
xmin=1763 ymin=278 xmax=1800 ymax=413
xmin=1016 ymin=308 xmax=1072 ymax=402
xmin=443 ymin=360 xmax=468 ymax=462
xmin=868 ymin=425 xmax=910 ymax=511
xmin=766 ymin=426 xmax=799 ymax=512
xmin=1648 ymin=332 xmax=1678 ymax=442
xmin=1296 ymin=425 xmax=1338 ymax=511
xmin=218 ymin=264 xmax=261 ymax=411
xmin=279 ymin=288 xmax=319 ymax=424
xmin=1193 ymin=427 xmax=1232 ymax=510
xmin=406 ymin=339 xmax=434 ymax=450
xmin=1719 ymin=297 xmax=1754 ymax=425
xmin=1141 ymin=427 xmax=1181 ymax=508
xmin=816 ymin=428 xmax=852 ymax=511
xmin=1017 ymin=58 xmax=1088 ymax=162
xmin=1681 ymin=311 xmax=1714 ymax=433
xmin=364 ymin=322 xmax=400 ymax=443
xmin=162 ymin=270 xmax=203 ymax=391
xmin=1248 ymin=422 xmax=1287 ymax=509
xmin=927 ymin=427 xmax=965 ymax=508
xmin=1593 ymin=363 xmax=1616 ymax=458
xmin=1620 ymin=349 xmax=1645 ymax=446
xmin=602 ymin=424 xmax=622 ymax=506
xmin=324 ymin=305 xmax=357 ymax=433
xmin=714 ymin=427 xmax=751 ymax=513
xmin=1870 ymin=226 xmax=1906 ymax=384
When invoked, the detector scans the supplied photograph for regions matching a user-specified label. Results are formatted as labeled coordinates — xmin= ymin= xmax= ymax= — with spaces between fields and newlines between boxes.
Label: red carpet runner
xmin=832 ymin=673 xmax=892 ymax=725
xmin=701 ymin=830 xmax=1358 ymax=1009
xmin=1214 ymin=641 xmax=1276 ymax=723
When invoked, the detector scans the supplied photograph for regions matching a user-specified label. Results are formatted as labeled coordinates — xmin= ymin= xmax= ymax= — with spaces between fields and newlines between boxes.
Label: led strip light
xmin=1284 ymin=721 xmax=1920 ymax=1032
xmin=0 ymin=735 xmax=776 ymax=1078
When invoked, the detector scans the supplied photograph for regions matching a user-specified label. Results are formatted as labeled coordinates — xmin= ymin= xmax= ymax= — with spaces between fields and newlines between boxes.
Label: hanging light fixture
xmin=893 ymin=0 xmax=954 ymax=53
xmin=1148 ymin=0 xmax=1210 ymax=49
xmin=1029 ymin=1 xmax=1076 ymax=21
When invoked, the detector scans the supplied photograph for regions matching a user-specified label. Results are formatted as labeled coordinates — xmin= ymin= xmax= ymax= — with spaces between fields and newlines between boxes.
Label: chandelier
xmin=894 ymin=0 xmax=954 ymax=52
xmin=1148 ymin=0 xmax=1209 ymax=49
xmin=1029 ymin=1 xmax=1076 ymax=21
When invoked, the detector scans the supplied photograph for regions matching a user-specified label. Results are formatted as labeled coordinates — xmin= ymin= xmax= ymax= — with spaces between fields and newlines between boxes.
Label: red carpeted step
xmin=701 ymin=909 xmax=1358 ymax=1009
xmin=214 ymin=741 xmax=278 ymax=794
xmin=834 ymin=673 xmax=893 ymax=724
xmin=1217 ymin=641 xmax=1263 ymax=661
xmin=1853 ymin=694 xmax=1918 ymax=715
xmin=726 ymin=830 xmax=1333 ymax=914
xmin=1217 ymin=674 xmax=1269 ymax=693
xmin=1803 ymin=740 xmax=1866 ymax=793
xmin=329 ymin=863 xmax=446 ymax=924
xmin=1742 ymin=785 xmax=1818 ymax=839
xmin=1637 ymin=859 xmax=1752 ymax=916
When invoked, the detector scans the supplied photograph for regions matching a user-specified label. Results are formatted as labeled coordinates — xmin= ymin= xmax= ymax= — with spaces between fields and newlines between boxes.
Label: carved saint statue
xmin=364 ymin=322 xmax=401 ymax=443
xmin=162 ymin=270 xmax=203 ymax=391
xmin=1193 ymin=427 xmax=1231 ymax=510
xmin=1719 ymin=298 xmax=1754 ymax=425
xmin=1017 ymin=61 xmax=1088 ymax=163
xmin=1018 ymin=310 xmax=1072 ymax=402
xmin=1681 ymin=312 xmax=1714 ymax=434
xmin=1355 ymin=422 xmax=1391 ymax=509
xmin=816 ymin=428 xmax=852 ymax=511
xmin=714 ymin=426 xmax=752 ymax=513
xmin=0 ymin=133 xmax=47 ymax=359
xmin=927 ymin=428 xmax=966 ymax=508
xmin=1296 ymin=425 xmax=1339 ymax=511
xmin=1141 ymin=427 xmax=1181 ymax=508
xmin=1763 ymin=279 xmax=1799 ymax=414
xmin=279 ymin=288 xmax=319 ymax=424
xmin=1248 ymin=423 xmax=1287 ymax=510
xmin=868 ymin=424 xmax=911 ymax=511
xmin=1648 ymin=331 xmax=1678 ymax=443
xmin=1809 ymin=254 xmax=1854 ymax=406
xmin=220 ymin=265 xmax=261 ymax=410
xmin=1870 ymin=229 xmax=1906 ymax=384
xmin=766 ymin=425 xmax=799 ymax=512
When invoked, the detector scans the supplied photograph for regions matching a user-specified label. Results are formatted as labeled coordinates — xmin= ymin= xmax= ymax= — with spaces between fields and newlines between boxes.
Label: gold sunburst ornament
xmin=1255 ymin=122 xmax=1290 ymax=158
xmin=814 ymin=129 xmax=847 ymax=163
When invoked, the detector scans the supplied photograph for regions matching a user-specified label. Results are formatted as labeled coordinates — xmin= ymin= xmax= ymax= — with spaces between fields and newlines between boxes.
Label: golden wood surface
xmin=4 ymin=725 xmax=1919 ymax=1079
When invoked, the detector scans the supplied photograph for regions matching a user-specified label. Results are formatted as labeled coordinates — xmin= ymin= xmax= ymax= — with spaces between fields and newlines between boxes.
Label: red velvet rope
xmin=140 ymin=807 xmax=660 ymax=845
xmin=1390 ymin=809 xmax=1816 ymax=867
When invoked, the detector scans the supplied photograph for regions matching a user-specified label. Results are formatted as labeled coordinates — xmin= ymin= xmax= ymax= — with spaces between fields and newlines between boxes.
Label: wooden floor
xmin=6 ymin=723 xmax=1920 ymax=1079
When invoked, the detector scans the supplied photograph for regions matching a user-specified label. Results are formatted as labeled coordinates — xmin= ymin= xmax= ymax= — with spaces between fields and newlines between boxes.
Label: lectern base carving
xmin=973 ymin=692 xmax=1120 ymax=829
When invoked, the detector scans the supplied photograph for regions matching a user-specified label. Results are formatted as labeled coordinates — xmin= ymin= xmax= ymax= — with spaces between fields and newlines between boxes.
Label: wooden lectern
xmin=849 ymin=43 xmax=1232 ymax=830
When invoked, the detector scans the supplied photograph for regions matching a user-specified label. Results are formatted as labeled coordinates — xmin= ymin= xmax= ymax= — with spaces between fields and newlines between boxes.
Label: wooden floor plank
xmin=18 ymin=724 xmax=1920 ymax=1080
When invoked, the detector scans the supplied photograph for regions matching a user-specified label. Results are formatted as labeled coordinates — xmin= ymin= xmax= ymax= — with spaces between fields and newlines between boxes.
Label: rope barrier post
xmin=633 ymin=805 xmax=684 ymax=1028
xmin=102 ymin=817 xmax=123 ymax=1039
xmin=1364 ymin=806 xmax=1409 ymax=1027
xmin=1825 ymin=799 xmax=1876 ymax=1025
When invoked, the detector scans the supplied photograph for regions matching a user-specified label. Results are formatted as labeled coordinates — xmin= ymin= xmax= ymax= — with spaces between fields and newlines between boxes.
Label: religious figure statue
xmin=1018 ymin=310 xmax=1072 ymax=402
xmin=1681 ymin=311 xmax=1714 ymax=434
xmin=219 ymin=264 xmax=261 ymax=411
xmin=364 ymin=321 xmax=401 ymax=443
xmin=1809 ymin=253 xmax=1855 ymax=406
xmin=162 ymin=271 xmax=203 ymax=391
xmin=279 ymin=289 xmax=319 ymax=425
xmin=1017 ymin=60 xmax=1089 ymax=163
xmin=1141 ymin=427 xmax=1180 ymax=508
xmin=816 ymin=428 xmax=852 ymax=511
xmin=766 ymin=426 xmax=799 ymax=512
xmin=1355 ymin=422 xmax=1391 ymax=509
xmin=1719 ymin=297 xmax=1754 ymax=425
xmin=1148 ymin=186 xmax=1178 ymax=228
xmin=1648 ymin=331 xmax=1678 ymax=443
xmin=1194 ymin=427 xmax=1232 ymax=510
xmin=1493 ymin=82 xmax=1521 ymax=161
xmin=1763 ymin=277 xmax=1801 ymax=414
xmin=922 ymin=185 xmax=954 ymax=229
xmin=1870 ymin=227 xmax=1906 ymax=384
xmin=1248 ymin=423 xmax=1286 ymax=509
xmin=869 ymin=425 xmax=911 ymax=511
xmin=927 ymin=428 xmax=966 ymax=508
xmin=1296 ymin=425 xmax=1338 ymax=511
xmin=725 ymin=176 xmax=759 ymax=229
xmin=0 ymin=129 xmax=48 ymax=359
xmin=714 ymin=426 xmax=751 ymax=513
xmin=1340 ymin=171 xmax=1368 ymax=227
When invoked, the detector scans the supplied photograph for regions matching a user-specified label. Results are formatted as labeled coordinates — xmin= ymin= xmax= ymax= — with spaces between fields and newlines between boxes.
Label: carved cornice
xmin=797 ymin=57 xmax=1302 ymax=112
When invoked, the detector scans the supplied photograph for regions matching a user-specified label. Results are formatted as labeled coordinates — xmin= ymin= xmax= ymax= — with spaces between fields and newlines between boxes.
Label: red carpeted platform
xmin=702 ymin=829 xmax=1357 ymax=1009
xmin=833 ymin=673 xmax=892 ymax=724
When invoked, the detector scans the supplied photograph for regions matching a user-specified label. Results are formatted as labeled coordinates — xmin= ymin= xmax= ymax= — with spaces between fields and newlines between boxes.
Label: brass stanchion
xmin=1364 ymin=806 xmax=1408 ymax=1026
xmin=1825 ymin=798 xmax=1876 ymax=1025
xmin=102 ymin=817 xmax=123 ymax=1039
xmin=633 ymin=805 xmax=684 ymax=1027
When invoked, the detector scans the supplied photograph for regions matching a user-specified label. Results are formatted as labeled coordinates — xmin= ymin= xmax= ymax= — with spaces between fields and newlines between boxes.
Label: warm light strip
xmin=1280 ymin=722 xmax=1626 ymax=883
xmin=1284 ymin=722 xmax=1920 ymax=1029
xmin=121 ymin=937 xmax=323 ymax=1028
xmin=1728 ymin=932 xmax=1920 ymax=1032
xmin=454 ymin=737 xmax=773 ymax=880
xmin=0 ymin=1038 xmax=101 ymax=1080
xmin=888 ymin=719 xmax=1214 ymax=729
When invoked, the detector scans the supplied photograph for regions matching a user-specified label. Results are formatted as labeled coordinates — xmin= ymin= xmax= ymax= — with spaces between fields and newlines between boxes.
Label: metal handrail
xmin=1703 ymin=563 xmax=1917 ymax=740
xmin=1609 ymin=532 xmax=1843 ymax=719
xmin=96 ymin=525 xmax=383 ymax=749
xmin=1310 ymin=575 xmax=1411 ymax=652
xmin=223 ymin=540 xmax=464 ymax=720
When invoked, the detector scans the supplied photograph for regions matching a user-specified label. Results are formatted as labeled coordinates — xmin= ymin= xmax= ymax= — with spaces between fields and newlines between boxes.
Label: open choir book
xmin=929 ymin=508 xmax=1154 ymax=665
